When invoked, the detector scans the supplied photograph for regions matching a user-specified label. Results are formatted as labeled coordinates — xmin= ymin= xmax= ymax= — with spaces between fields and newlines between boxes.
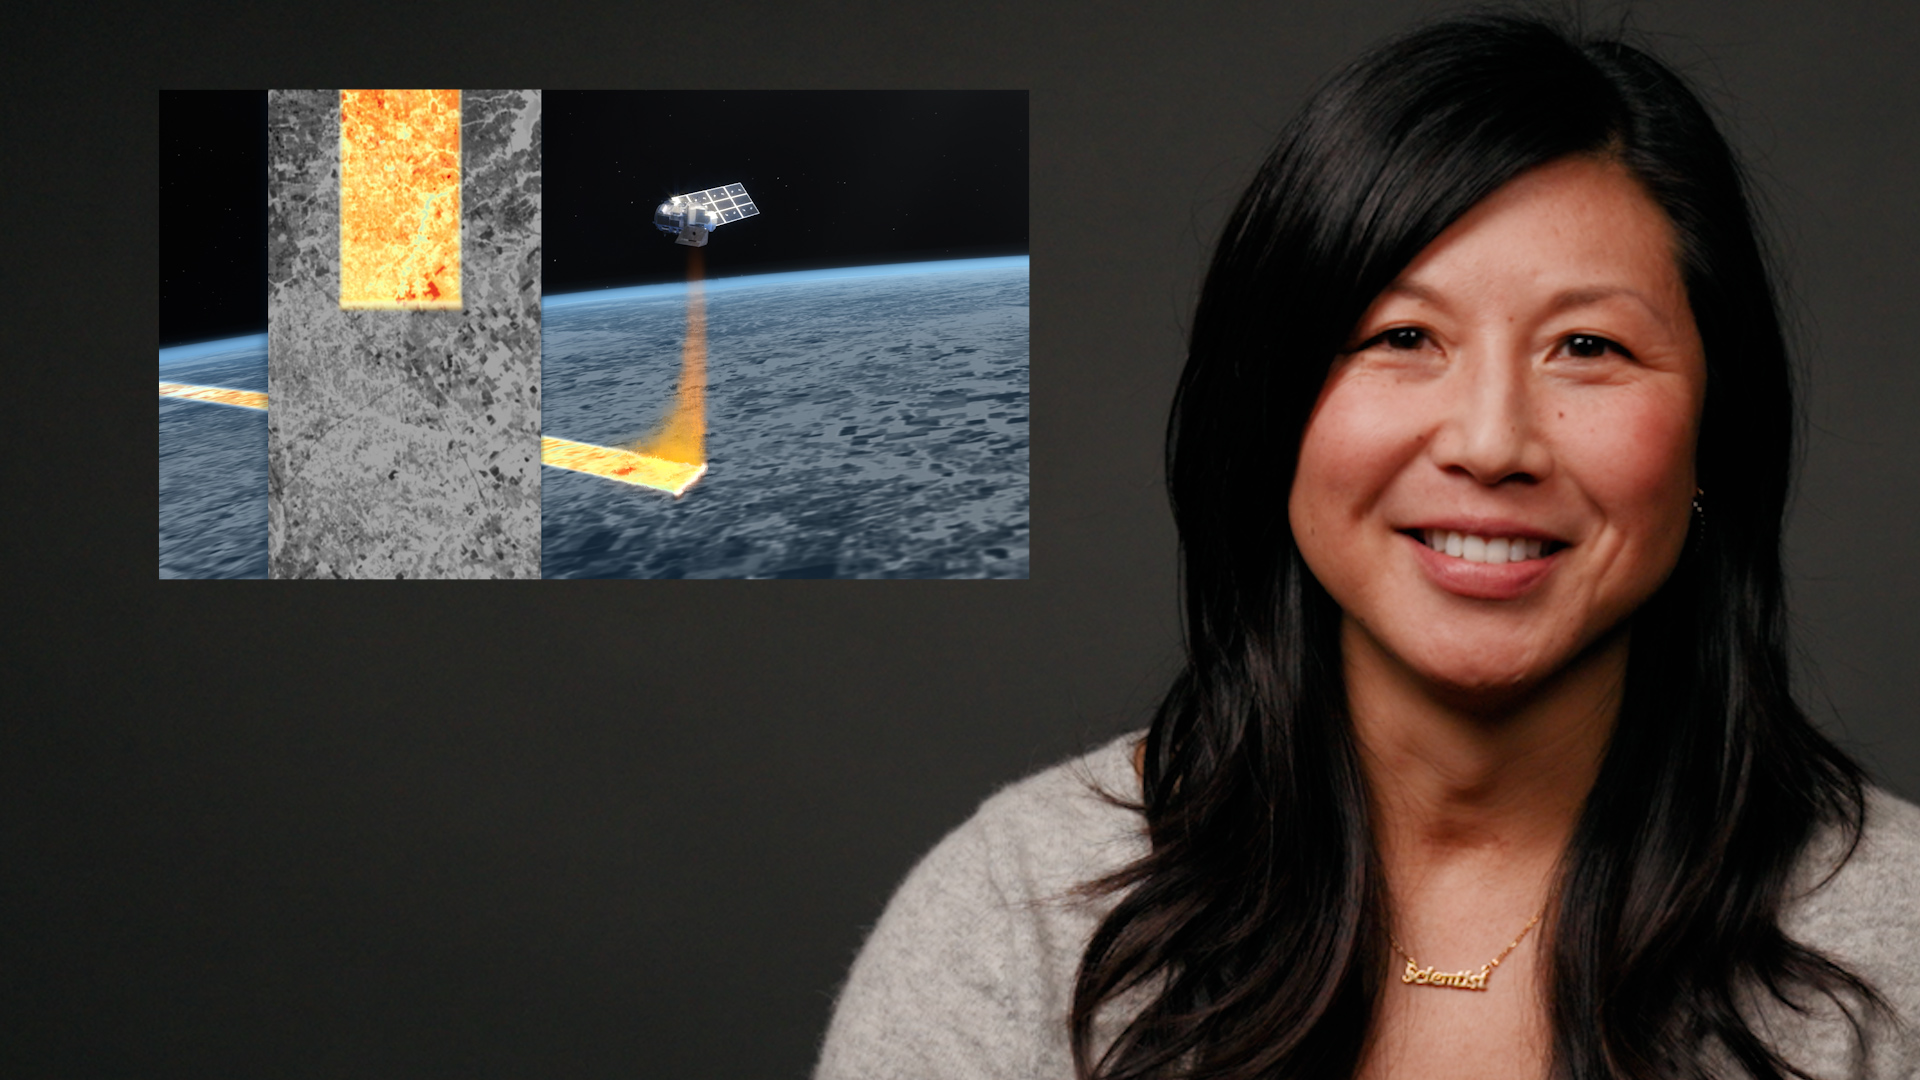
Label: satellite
xmin=653 ymin=183 xmax=760 ymax=247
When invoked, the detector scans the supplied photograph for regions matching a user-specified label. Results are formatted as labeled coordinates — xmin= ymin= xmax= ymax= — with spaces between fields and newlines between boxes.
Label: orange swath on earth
xmin=627 ymin=246 xmax=707 ymax=469
xmin=158 ymin=382 xmax=268 ymax=411
xmin=339 ymin=89 xmax=462 ymax=310
xmin=540 ymin=436 xmax=708 ymax=497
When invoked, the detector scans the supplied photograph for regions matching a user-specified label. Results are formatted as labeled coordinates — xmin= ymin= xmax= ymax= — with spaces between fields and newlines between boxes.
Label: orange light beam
xmin=339 ymin=89 xmax=462 ymax=309
xmin=627 ymin=246 xmax=706 ymax=467
xmin=159 ymin=382 xmax=269 ymax=411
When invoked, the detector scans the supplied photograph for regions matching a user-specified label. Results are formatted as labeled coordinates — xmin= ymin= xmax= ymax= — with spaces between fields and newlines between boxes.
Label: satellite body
xmin=653 ymin=183 xmax=760 ymax=247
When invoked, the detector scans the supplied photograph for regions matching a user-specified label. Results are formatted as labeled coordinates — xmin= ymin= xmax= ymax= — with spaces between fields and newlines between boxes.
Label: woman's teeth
xmin=1422 ymin=530 xmax=1547 ymax=563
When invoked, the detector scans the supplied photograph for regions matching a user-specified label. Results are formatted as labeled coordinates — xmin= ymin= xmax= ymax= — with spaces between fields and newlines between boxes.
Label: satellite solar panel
xmin=668 ymin=184 xmax=758 ymax=226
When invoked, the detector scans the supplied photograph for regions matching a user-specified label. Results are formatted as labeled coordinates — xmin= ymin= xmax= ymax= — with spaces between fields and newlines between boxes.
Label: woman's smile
xmin=1403 ymin=532 xmax=1559 ymax=601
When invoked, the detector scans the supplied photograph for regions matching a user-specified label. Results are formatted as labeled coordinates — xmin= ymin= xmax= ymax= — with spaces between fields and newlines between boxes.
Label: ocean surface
xmin=159 ymin=335 xmax=269 ymax=579
xmin=540 ymin=257 xmax=1029 ymax=578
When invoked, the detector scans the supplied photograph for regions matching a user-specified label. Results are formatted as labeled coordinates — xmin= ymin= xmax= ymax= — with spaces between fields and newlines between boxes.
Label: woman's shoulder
xmin=1855 ymin=785 xmax=1920 ymax=880
xmin=814 ymin=732 xmax=1148 ymax=1080
xmin=1792 ymin=786 xmax=1920 ymax=937
xmin=1771 ymin=786 xmax=1920 ymax=1076
xmin=963 ymin=730 xmax=1150 ymax=888
xmin=878 ymin=729 xmax=1148 ymax=917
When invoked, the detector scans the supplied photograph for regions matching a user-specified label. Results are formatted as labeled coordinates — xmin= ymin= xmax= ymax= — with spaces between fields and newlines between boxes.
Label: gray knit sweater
xmin=815 ymin=733 xmax=1920 ymax=1079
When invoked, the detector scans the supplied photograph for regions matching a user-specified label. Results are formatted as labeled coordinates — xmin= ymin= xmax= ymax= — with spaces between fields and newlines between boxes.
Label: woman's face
xmin=1288 ymin=156 xmax=1706 ymax=702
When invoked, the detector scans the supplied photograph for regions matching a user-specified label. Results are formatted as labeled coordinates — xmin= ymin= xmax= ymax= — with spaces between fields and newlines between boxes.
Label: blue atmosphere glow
xmin=160 ymin=333 xmax=269 ymax=368
xmin=544 ymin=256 xmax=1028 ymax=310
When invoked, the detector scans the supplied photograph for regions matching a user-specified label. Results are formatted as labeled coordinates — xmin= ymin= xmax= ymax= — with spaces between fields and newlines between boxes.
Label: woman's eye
xmin=1564 ymin=334 xmax=1626 ymax=359
xmin=1379 ymin=327 xmax=1427 ymax=350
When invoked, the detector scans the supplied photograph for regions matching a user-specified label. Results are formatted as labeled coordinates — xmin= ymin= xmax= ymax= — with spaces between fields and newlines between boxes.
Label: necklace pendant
xmin=1401 ymin=961 xmax=1491 ymax=991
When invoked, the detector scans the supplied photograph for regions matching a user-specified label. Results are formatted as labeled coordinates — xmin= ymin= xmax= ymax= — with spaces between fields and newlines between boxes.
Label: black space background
xmin=16 ymin=2 xmax=1920 ymax=1079
xmin=158 ymin=91 xmax=268 ymax=348
xmin=157 ymin=89 xmax=1027 ymax=347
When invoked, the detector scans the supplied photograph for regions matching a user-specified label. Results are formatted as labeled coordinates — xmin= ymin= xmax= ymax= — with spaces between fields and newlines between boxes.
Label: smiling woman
xmin=814 ymin=14 xmax=1920 ymax=1080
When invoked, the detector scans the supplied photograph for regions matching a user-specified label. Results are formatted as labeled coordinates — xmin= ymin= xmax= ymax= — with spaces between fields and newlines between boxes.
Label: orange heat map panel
xmin=541 ymin=436 xmax=707 ymax=497
xmin=339 ymin=89 xmax=461 ymax=309
xmin=159 ymin=382 xmax=269 ymax=411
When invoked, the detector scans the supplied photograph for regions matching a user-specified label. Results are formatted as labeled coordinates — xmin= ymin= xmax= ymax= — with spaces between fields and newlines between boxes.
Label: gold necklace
xmin=1389 ymin=908 xmax=1545 ymax=992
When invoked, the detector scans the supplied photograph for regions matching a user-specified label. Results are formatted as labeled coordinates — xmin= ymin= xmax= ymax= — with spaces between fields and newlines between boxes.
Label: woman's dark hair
xmin=1070 ymin=13 xmax=1882 ymax=1080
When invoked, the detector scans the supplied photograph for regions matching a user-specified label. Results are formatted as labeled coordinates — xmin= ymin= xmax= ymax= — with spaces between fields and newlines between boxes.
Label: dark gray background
xmin=15 ymin=1 xmax=1919 ymax=1078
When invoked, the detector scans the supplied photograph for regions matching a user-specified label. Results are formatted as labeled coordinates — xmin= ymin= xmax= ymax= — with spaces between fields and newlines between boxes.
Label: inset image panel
xmin=268 ymin=89 xmax=541 ymax=579
xmin=541 ymin=91 xmax=1029 ymax=579
xmin=159 ymin=90 xmax=270 ymax=580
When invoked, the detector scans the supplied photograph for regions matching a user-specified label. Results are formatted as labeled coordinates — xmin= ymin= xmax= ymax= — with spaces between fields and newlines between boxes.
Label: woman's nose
xmin=1427 ymin=351 xmax=1552 ymax=486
